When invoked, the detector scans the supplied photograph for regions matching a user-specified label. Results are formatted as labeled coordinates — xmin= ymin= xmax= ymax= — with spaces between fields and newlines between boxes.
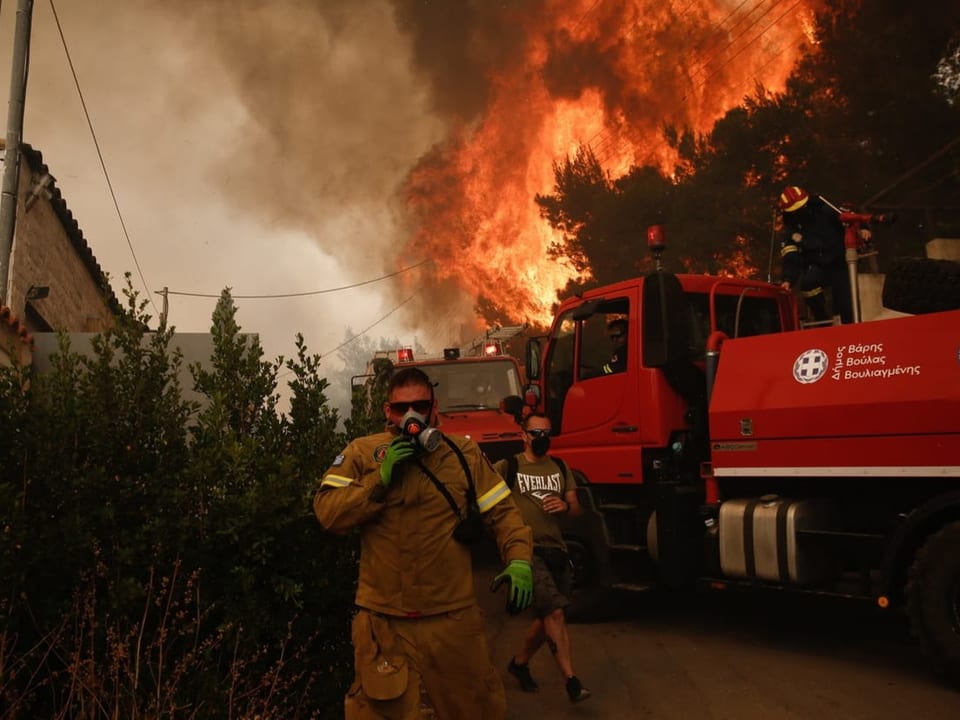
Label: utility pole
xmin=0 ymin=0 xmax=35 ymax=305
xmin=155 ymin=286 xmax=169 ymax=329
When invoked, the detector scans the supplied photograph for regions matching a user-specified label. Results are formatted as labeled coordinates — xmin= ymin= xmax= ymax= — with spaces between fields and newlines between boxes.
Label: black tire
xmin=563 ymin=538 xmax=604 ymax=623
xmin=882 ymin=257 xmax=960 ymax=315
xmin=905 ymin=521 xmax=960 ymax=686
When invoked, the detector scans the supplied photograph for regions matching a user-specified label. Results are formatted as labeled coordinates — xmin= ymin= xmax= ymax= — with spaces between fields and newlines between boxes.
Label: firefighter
xmin=778 ymin=185 xmax=853 ymax=324
xmin=495 ymin=413 xmax=592 ymax=704
xmin=314 ymin=366 xmax=533 ymax=720
xmin=602 ymin=318 xmax=628 ymax=374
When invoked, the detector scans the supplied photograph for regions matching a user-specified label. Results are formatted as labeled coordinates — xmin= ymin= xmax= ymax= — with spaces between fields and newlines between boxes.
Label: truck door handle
xmin=612 ymin=425 xmax=638 ymax=433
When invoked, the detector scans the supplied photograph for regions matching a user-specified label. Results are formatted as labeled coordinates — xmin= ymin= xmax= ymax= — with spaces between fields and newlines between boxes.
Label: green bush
xmin=0 ymin=283 xmax=358 ymax=719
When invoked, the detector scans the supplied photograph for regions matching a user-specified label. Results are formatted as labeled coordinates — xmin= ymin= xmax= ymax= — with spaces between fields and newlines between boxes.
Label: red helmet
xmin=779 ymin=186 xmax=809 ymax=213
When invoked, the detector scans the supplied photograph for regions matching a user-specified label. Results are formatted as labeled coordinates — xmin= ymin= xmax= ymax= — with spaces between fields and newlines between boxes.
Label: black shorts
xmin=531 ymin=547 xmax=572 ymax=618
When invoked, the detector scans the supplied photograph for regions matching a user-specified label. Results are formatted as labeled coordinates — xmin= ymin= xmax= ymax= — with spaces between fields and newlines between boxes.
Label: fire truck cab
xmin=357 ymin=327 xmax=528 ymax=463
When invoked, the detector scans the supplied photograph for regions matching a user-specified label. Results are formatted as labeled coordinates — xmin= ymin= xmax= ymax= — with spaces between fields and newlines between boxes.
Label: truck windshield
xmin=425 ymin=359 xmax=522 ymax=411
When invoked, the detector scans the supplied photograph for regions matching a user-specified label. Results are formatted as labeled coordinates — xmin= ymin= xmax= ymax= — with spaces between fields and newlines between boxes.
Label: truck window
xmin=579 ymin=311 xmax=627 ymax=379
xmin=686 ymin=293 xmax=783 ymax=360
xmin=545 ymin=299 xmax=630 ymax=432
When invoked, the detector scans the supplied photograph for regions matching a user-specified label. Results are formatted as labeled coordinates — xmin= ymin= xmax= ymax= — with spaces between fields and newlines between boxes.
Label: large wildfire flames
xmin=401 ymin=0 xmax=818 ymax=332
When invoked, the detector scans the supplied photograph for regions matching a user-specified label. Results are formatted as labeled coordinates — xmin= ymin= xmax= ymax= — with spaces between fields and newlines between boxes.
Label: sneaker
xmin=507 ymin=658 xmax=538 ymax=692
xmin=566 ymin=675 xmax=591 ymax=703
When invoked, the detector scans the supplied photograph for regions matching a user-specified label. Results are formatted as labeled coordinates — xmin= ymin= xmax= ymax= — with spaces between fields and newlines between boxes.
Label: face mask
xmin=530 ymin=436 xmax=551 ymax=456
xmin=401 ymin=409 xmax=441 ymax=452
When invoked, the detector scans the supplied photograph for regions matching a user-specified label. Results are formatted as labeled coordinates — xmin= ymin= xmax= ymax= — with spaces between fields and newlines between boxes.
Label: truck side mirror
xmin=642 ymin=271 xmax=690 ymax=368
xmin=525 ymin=337 xmax=542 ymax=381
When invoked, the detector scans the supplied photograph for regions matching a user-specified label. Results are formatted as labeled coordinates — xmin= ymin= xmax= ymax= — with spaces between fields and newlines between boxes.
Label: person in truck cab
xmin=602 ymin=318 xmax=628 ymax=374
xmin=495 ymin=413 xmax=592 ymax=704
xmin=314 ymin=367 xmax=534 ymax=719
xmin=778 ymin=185 xmax=852 ymax=324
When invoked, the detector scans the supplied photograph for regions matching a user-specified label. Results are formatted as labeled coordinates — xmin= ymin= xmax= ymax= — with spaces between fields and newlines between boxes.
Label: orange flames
xmin=403 ymin=0 xmax=816 ymax=329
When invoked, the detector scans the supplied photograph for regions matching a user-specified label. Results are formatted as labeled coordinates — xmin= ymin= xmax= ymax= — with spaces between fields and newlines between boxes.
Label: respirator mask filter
xmin=401 ymin=410 xmax=441 ymax=453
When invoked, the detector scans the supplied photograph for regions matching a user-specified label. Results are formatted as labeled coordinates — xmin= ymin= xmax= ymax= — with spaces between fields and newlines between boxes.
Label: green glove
xmin=379 ymin=436 xmax=416 ymax=487
xmin=490 ymin=559 xmax=533 ymax=614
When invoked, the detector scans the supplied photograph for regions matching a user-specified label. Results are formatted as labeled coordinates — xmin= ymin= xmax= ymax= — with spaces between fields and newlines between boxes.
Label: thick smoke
xmin=164 ymin=0 xmax=525 ymax=348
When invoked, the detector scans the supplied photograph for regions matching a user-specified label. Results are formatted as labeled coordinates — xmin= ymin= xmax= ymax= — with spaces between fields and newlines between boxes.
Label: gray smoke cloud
xmin=0 ymin=0 xmax=462 ymax=382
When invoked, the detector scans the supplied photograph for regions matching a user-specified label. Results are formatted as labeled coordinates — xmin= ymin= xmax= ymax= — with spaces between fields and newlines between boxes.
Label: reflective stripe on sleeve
xmin=320 ymin=474 xmax=355 ymax=489
xmin=801 ymin=287 xmax=824 ymax=298
xmin=780 ymin=245 xmax=798 ymax=256
xmin=477 ymin=480 xmax=511 ymax=513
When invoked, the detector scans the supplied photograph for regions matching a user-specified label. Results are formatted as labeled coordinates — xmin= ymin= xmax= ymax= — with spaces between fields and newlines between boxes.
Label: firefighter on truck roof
xmin=314 ymin=367 xmax=533 ymax=719
xmin=778 ymin=185 xmax=853 ymax=324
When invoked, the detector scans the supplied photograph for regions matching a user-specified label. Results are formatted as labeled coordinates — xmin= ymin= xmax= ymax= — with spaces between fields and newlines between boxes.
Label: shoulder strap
xmin=550 ymin=455 xmax=569 ymax=484
xmin=414 ymin=435 xmax=477 ymax=520
xmin=414 ymin=459 xmax=462 ymax=519
xmin=442 ymin=435 xmax=474 ymax=496
xmin=505 ymin=454 xmax=519 ymax=490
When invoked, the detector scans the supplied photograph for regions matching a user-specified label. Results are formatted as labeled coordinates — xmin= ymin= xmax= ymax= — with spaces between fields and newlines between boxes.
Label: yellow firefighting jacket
xmin=314 ymin=430 xmax=532 ymax=617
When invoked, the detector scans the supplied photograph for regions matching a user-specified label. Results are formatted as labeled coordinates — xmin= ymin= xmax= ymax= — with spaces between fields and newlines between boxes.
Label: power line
xmin=688 ymin=0 xmax=771 ymax=86
xmin=573 ymin=0 xmax=605 ymax=31
xmin=321 ymin=291 xmax=420 ymax=357
xmin=48 ymin=0 xmax=159 ymax=319
xmin=588 ymin=0 xmax=705 ymax=152
xmin=590 ymin=0 xmax=795 ymax=164
xmin=162 ymin=259 xmax=428 ymax=299
xmin=276 ymin=291 xmax=421 ymax=381
xmin=685 ymin=0 xmax=803 ymax=101
xmin=861 ymin=134 xmax=960 ymax=208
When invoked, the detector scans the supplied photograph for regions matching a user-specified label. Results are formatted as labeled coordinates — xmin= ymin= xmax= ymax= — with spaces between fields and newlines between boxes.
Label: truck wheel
xmin=906 ymin=521 xmax=960 ymax=685
xmin=564 ymin=538 xmax=604 ymax=623
xmin=882 ymin=257 xmax=960 ymax=315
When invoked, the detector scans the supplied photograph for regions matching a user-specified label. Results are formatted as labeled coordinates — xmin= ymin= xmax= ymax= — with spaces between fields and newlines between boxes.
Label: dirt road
xmin=474 ymin=564 xmax=959 ymax=720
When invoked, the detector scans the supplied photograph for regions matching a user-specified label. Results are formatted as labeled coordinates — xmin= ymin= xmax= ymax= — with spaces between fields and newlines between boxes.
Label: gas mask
xmin=401 ymin=409 xmax=441 ymax=452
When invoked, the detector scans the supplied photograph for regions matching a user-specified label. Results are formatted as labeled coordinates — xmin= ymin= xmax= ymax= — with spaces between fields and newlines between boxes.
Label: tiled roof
xmin=0 ymin=304 xmax=33 ymax=347
xmin=18 ymin=142 xmax=123 ymax=317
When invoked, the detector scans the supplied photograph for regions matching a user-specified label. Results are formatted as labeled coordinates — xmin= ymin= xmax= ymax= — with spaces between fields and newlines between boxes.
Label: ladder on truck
xmin=464 ymin=325 xmax=525 ymax=357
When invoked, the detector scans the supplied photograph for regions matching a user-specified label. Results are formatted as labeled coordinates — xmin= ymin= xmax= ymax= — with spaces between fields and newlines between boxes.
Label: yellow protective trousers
xmin=345 ymin=606 xmax=505 ymax=720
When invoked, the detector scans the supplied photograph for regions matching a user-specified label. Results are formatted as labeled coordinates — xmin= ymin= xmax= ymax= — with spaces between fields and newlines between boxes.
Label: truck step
xmin=598 ymin=503 xmax=638 ymax=512
xmin=611 ymin=582 xmax=655 ymax=594
xmin=609 ymin=543 xmax=647 ymax=553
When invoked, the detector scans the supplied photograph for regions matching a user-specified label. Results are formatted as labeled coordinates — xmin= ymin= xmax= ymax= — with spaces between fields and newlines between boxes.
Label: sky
xmin=0 ymin=0 xmax=453 ymax=411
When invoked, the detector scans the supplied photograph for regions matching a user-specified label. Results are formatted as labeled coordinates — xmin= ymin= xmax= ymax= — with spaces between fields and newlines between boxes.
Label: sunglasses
xmin=526 ymin=428 xmax=551 ymax=438
xmin=388 ymin=400 xmax=433 ymax=414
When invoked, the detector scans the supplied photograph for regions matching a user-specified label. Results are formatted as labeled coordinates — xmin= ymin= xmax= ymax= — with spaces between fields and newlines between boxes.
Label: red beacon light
xmin=396 ymin=347 xmax=415 ymax=363
xmin=483 ymin=341 xmax=502 ymax=356
xmin=647 ymin=224 xmax=666 ymax=269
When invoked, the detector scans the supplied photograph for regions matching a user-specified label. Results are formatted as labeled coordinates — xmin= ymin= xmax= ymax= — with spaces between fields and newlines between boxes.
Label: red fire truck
xmin=354 ymin=327 xmax=528 ymax=463
xmin=522 ymin=230 xmax=960 ymax=682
